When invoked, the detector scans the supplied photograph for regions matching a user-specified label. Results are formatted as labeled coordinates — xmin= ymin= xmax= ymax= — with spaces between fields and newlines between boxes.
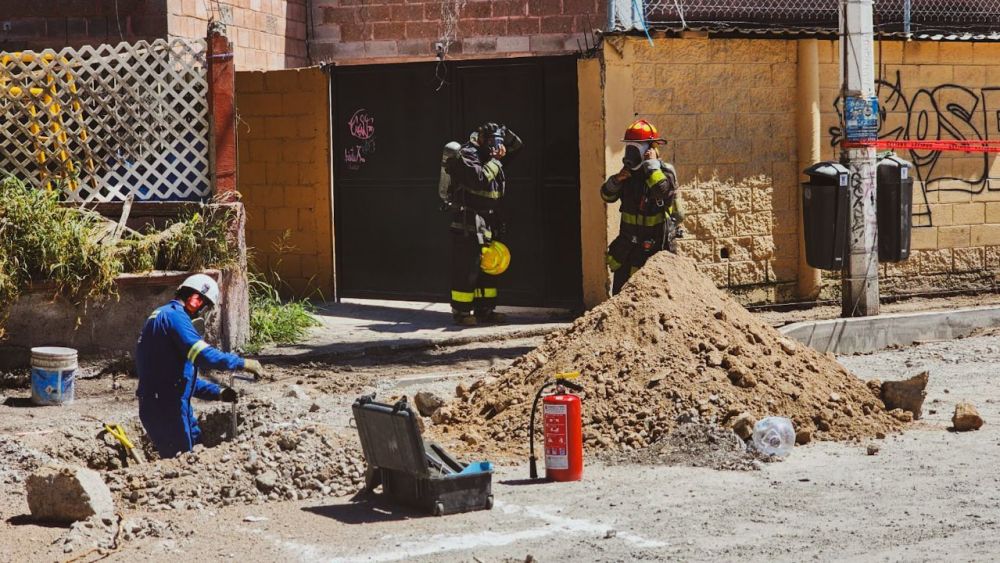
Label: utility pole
xmin=840 ymin=0 xmax=879 ymax=317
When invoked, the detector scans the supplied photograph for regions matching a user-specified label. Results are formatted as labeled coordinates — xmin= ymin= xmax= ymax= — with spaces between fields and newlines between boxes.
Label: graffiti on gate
xmin=344 ymin=108 xmax=376 ymax=171
xmin=829 ymin=71 xmax=1000 ymax=195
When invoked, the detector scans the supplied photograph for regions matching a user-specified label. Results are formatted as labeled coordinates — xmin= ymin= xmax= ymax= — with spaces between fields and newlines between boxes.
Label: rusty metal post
xmin=207 ymin=22 xmax=237 ymax=200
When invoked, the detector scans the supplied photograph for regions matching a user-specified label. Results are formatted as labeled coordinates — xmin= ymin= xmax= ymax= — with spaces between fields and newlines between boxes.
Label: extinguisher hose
xmin=528 ymin=381 xmax=556 ymax=480
xmin=528 ymin=378 xmax=583 ymax=479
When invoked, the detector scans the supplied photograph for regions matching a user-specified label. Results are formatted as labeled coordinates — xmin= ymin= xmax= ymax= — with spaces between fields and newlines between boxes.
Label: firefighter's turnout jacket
xmin=602 ymin=160 xmax=678 ymax=294
xmin=445 ymin=144 xmax=505 ymax=313
xmin=136 ymin=299 xmax=245 ymax=458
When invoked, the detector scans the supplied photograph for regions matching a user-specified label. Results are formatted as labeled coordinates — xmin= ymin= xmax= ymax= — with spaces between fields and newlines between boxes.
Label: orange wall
xmin=235 ymin=66 xmax=333 ymax=299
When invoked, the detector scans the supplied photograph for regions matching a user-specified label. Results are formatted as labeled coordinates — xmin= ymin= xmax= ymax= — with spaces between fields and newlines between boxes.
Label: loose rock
xmin=731 ymin=413 xmax=755 ymax=440
xmin=26 ymin=465 xmax=115 ymax=523
xmin=284 ymin=385 xmax=311 ymax=401
xmin=881 ymin=371 xmax=929 ymax=420
xmin=414 ymin=391 xmax=446 ymax=417
xmin=952 ymin=402 xmax=984 ymax=431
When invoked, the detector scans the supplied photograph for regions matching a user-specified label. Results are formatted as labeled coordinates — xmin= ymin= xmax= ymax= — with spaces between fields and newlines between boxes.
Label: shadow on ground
xmin=302 ymin=496 xmax=427 ymax=525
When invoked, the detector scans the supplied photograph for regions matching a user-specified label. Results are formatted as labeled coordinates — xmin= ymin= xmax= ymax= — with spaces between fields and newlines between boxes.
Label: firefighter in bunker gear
xmin=136 ymin=274 xmax=267 ymax=459
xmin=441 ymin=122 xmax=523 ymax=326
xmin=602 ymin=119 xmax=682 ymax=295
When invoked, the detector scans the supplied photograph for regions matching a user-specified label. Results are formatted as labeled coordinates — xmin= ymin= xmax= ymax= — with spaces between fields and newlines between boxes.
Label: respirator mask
xmin=623 ymin=142 xmax=651 ymax=170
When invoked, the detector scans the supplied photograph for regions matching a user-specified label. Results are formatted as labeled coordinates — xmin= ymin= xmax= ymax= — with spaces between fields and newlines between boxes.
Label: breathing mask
xmin=623 ymin=141 xmax=650 ymax=170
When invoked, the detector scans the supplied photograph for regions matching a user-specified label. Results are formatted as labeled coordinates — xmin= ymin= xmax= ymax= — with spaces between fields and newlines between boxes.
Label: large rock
xmin=26 ymin=465 xmax=114 ymax=523
xmin=881 ymin=371 xmax=928 ymax=419
xmin=953 ymin=402 xmax=984 ymax=432
xmin=414 ymin=391 xmax=445 ymax=417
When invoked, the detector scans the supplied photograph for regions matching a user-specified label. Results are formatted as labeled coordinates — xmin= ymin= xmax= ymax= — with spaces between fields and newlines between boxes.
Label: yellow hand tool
xmin=103 ymin=423 xmax=142 ymax=465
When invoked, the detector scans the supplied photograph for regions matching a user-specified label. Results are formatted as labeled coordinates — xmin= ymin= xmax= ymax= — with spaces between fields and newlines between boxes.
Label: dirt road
xmin=3 ymin=334 xmax=1000 ymax=562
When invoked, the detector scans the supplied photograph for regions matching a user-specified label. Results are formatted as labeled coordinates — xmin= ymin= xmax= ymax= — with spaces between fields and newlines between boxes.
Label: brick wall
xmin=312 ymin=0 xmax=606 ymax=63
xmin=167 ymin=0 xmax=308 ymax=70
xmin=817 ymin=40 xmax=1000 ymax=297
xmin=235 ymin=67 xmax=334 ymax=298
xmin=1 ymin=0 xmax=167 ymax=51
xmin=2 ymin=0 xmax=306 ymax=71
xmin=613 ymin=37 xmax=800 ymax=303
xmin=608 ymin=36 xmax=1000 ymax=304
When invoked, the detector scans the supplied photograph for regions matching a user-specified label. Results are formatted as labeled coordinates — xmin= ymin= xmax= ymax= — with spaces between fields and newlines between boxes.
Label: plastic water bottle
xmin=752 ymin=417 xmax=796 ymax=456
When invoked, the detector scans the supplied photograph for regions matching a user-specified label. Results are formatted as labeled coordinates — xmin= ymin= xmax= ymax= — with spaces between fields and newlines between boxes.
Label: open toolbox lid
xmin=352 ymin=395 xmax=431 ymax=477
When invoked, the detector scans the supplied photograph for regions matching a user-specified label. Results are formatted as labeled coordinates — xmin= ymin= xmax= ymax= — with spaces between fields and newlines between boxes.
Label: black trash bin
xmin=352 ymin=395 xmax=494 ymax=516
xmin=876 ymin=155 xmax=913 ymax=262
xmin=802 ymin=161 xmax=850 ymax=270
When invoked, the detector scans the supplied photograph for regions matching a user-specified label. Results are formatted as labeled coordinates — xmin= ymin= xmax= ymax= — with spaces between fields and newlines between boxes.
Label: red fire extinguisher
xmin=529 ymin=372 xmax=584 ymax=482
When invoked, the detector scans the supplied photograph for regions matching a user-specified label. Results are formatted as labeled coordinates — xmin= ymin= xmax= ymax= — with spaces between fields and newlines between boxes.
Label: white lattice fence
xmin=0 ymin=39 xmax=211 ymax=202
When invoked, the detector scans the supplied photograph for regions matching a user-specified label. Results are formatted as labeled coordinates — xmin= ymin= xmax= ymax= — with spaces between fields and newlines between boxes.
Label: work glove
xmin=243 ymin=359 xmax=267 ymax=380
xmin=220 ymin=387 xmax=238 ymax=403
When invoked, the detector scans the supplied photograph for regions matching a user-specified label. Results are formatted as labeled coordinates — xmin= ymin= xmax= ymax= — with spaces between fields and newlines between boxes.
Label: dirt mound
xmin=602 ymin=423 xmax=766 ymax=471
xmin=433 ymin=252 xmax=900 ymax=456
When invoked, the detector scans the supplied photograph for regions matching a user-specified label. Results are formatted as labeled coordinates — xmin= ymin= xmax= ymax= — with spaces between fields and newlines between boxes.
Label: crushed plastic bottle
xmin=752 ymin=416 xmax=796 ymax=456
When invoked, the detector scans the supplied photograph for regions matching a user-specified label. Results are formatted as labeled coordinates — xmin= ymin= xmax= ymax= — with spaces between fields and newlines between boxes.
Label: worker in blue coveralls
xmin=136 ymin=274 xmax=267 ymax=459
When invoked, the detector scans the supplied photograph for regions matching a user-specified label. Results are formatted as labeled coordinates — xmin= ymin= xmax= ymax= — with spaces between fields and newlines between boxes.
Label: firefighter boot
xmin=475 ymin=310 xmax=507 ymax=325
xmin=453 ymin=312 xmax=478 ymax=326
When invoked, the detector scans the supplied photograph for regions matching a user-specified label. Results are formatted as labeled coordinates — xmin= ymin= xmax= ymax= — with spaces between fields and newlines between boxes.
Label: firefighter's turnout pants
xmin=450 ymin=212 xmax=500 ymax=315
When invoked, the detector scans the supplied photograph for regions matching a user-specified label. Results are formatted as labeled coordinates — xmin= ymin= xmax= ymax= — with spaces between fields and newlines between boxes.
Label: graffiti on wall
xmin=344 ymin=108 xmax=376 ymax=171
xmin=829 ymin=71 xmax=1000 ymax=197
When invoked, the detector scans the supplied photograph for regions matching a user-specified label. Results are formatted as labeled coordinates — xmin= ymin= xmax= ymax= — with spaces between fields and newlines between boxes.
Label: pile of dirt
xmin=101 ymin=397 xmax=366 ymax=511
xmin=602 ymin=423 xmax=766 ymax=471
xmin=432 ymin=252 xmax=901 ymax=457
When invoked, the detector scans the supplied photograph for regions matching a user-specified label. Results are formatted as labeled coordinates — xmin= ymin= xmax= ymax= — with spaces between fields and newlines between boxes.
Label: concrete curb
xmin=256 ymin=323 xmax=569 ymax=363
xmin=778 ymin=305 xmax=1000 ymax=355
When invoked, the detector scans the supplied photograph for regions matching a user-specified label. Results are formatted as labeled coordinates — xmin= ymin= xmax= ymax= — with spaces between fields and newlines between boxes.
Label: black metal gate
xmin=331 ymin=56 xmax=581 ymax=308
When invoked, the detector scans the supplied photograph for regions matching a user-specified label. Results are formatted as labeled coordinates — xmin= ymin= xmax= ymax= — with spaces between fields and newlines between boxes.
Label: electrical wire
xmin=114 ymin=0 xmax=125 ymax=42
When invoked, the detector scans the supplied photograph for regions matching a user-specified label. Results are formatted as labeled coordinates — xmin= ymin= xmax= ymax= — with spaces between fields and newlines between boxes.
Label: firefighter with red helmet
xmin=601 ymin=119 xmax=681 ymax=294
xmin=440 ymin=122 xmax=523 ymax=325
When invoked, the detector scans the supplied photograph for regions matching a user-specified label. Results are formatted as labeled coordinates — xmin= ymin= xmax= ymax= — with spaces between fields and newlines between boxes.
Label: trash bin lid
xmin=352 ymin=396 xmax=430 ymax=477
xmin=878 ymin=154 xmax=911 ymax=170
xmin=803 ymin=161 xmax=849 ymax=180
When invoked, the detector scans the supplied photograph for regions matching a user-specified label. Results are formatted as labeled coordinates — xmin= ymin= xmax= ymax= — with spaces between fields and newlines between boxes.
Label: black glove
xmin=220 ymin=387 xmax=238 ymax=403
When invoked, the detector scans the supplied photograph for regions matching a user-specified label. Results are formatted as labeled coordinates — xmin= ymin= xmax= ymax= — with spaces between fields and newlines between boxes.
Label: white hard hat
xmin=178 ymin=274 xmax=221 ymax=307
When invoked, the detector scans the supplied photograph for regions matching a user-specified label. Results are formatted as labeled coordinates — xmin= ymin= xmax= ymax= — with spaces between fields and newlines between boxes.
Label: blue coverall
xmin=135 ymin=299 xmax=244 ymax=459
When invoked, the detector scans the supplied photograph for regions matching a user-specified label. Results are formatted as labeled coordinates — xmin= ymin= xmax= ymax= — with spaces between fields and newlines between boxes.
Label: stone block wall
xmin=603 ymin=36 xmax=1000 ymax=304
xmin=611 ymin=37 xmax=800 ymax=303
xmin=235 ymin=67 xmax=334 ymax=298
xmin=311 ymin=0 xmax=606 ymax=63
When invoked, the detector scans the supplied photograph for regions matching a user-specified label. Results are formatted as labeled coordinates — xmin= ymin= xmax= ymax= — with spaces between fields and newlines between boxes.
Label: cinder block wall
xmin=311 ymin=0 xmax=606 ymax=63
xmin=817 ymin=40 xmax=1000 ymax=297
xmin=235 ymin=67 xmax=334 ymax=299
xmin=602 ymin=36 xmax=1000 ymax=304
xmin=603 ymin=37 xmax=799 ymax=304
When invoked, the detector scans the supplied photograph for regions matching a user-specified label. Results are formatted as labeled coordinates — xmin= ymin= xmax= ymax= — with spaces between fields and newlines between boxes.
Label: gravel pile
xmin=102 ymin=397 xmax=366 ymax=511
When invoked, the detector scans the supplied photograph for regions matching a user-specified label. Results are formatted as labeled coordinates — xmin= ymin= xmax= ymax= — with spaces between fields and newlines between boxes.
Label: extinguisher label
xmin=543 ymin=403 xmax=569 ymax=470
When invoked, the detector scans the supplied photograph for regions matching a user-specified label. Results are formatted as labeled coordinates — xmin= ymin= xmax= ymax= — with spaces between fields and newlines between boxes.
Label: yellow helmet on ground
xmin=480 ymin=240 xmax=511 ymax=275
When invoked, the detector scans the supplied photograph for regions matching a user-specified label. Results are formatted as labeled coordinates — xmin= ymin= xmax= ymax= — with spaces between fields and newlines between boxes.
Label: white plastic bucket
xmin=30 ymin=346 xmax=78 ymax=406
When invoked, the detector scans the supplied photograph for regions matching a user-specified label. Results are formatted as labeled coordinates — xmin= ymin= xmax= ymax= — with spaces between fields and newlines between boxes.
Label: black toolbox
xmin=352 ymin=394 xmax=494 ymax=516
